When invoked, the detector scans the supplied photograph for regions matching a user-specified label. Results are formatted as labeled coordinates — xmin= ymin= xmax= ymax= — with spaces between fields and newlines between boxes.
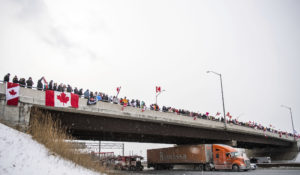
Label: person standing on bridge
xmin=57 ymin=83 xmax=63 ymax=92
xmin=37 ymin=77 xmax=43 ymax=91
xmin=74 ymin=87 xmax=79 ymax=95
xmin=53 ymin=82 xmax=57 ymax=91
xmin=12 ymin=75 xmax=19 ymax=84
xmin=84 ymin=89 xmax=90 ymax=99
xmin=19 ymin=78 xmax=26 ymax=87
xmin=3 ymin=73 xmax=10 ymax=82
xmin=67 ymin=84 xmax=73 ymax=93
xmin=26 ymin=77 xmax=33 ymax=89
xmin=78 ymin=88 xmax=83 ymax=97
xmin=48 ymin=80 xmax=53 ymax=90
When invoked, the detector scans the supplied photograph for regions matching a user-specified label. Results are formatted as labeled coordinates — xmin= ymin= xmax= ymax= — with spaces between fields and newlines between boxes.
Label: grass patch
xmin=28 ymin=107 xmax=109 ymax=174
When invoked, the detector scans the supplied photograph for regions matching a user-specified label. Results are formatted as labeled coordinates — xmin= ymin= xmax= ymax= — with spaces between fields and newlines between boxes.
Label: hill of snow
xmin=0 ymin=123 xmax=102 ymax=175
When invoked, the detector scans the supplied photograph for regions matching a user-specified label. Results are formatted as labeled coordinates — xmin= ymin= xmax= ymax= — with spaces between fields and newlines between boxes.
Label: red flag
xmin=6 ymin=82 xmax=20 ymax=106
xmin=117 ymin=86 xmax=121 ymax=93
xmin=45 ymin=90 xmax=78 ymax=108
xmin=156 ymin=86 xmax=161 ymax=93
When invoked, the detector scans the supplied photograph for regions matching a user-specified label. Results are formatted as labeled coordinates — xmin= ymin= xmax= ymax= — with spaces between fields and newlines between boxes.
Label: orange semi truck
xmin=147 ymin=144 xmax=251 ymax=171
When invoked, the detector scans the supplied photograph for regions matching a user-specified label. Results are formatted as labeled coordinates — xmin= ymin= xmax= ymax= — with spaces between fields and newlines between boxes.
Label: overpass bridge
xmin=0 ymin=83 xmax=299 ymax=160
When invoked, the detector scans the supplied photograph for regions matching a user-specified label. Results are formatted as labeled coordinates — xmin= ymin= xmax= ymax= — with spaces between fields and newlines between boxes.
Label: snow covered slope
xmin=0 ymin=123 xmax=102 ymax=175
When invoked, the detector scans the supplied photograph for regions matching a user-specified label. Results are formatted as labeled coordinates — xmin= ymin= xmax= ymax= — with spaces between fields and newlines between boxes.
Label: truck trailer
xmin=147 ymin=144 xmax=251 ymax=171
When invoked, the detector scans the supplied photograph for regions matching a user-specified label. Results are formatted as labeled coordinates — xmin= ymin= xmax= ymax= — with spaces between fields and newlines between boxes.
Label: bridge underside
xmin=32 ymin=107 xmax=293 ymax=149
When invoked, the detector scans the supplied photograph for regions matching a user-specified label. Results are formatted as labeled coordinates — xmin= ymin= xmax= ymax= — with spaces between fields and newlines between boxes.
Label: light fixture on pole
xmin=281 ymin=105 xmax=296 ymax=141
xmin=207 ymin=71 xmax=227 ymax=129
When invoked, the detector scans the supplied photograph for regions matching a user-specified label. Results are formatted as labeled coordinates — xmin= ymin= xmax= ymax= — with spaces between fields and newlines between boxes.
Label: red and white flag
xmin=156 ymin=86 xmax=161 ymax=93
xmin=117 ymin=86 xmax=121 ymax=93
xmin=45 ymin=90 xmax=79 ymax=108
xmin=6 ymin=82 xmax=20 ymax=106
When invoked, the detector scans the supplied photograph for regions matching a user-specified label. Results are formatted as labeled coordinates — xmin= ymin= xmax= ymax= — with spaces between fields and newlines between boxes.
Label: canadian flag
xmin=156 ymin=86 xmax=161 ymax=93
xmin=6 ymin=82 xmax=20 ymax=106
xmin=45 ymin=90 xmax=79 ymax=108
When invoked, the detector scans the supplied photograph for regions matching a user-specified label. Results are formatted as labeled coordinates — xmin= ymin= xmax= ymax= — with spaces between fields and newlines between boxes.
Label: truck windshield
xmin=231 ymin=152 xmax=240 ymax=157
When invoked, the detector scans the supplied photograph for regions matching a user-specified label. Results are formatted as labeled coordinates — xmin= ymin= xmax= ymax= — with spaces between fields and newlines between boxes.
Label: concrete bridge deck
xmin=0 ymin=83 xmax=299 ymax=160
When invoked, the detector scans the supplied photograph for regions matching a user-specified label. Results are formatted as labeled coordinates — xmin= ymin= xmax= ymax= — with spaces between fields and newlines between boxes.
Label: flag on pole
xmin=6 ymin=82 xmax=20 ymax=106
xmin=117 ymin=86 xmax=121 ymax=93
xmin=156 ymin=86 xmax=161 ymax=93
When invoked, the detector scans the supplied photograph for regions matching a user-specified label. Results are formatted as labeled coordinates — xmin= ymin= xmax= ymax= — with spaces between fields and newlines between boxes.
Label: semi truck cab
xmin=213 ymin=144 xmax=250 ymax=171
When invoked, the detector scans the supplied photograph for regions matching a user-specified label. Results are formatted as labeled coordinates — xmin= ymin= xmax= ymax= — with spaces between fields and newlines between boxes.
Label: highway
xmin=121 ymin=168 xmax=300 ymax=175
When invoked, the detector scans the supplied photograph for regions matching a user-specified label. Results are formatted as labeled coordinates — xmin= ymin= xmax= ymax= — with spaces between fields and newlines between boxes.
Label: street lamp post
xmin=207 ymin=71 xmax=227 ymax=129
xmin=155 ymin=90 xmax=165 ymax=105
xmin=281 ymin=105 xmax=296 ymax=140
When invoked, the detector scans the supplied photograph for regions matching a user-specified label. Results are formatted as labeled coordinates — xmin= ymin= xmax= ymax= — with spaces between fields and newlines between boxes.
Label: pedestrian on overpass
xmin=3 ymin=73 xmax=10 ymax=82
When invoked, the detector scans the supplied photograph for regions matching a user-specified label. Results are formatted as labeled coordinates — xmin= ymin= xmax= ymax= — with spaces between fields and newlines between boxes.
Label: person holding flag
xmin=121 ymin=97 xmax=128 ymax=111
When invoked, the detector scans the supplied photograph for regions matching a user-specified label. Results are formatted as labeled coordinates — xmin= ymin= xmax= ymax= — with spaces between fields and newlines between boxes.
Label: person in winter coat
xmin=26 ymin=77 xmax=33 ymax=88
xmin=67 ymin=85 xmax=73 ymax=93
xmin=78 ymin=88 xmax=83 ymax=97
xmin=3 ymin=73 xmax=10 ymax=82
xmin=53 ymin=83 xmax=57 ymax=91
xmin=84 ymin=89 xmax=90 ymax=99
xmin=37 ymin=77 xmax=43 ymax=91
xmin=74 ymin=87 xmax=79 ymax=95
xmin=12 ymin=75 xmax=19 ymax=84
xmin=90 ymin=91 xmax=94 ymax=98
xmin=62 ymin=84 xmax=66 ymax=92
xmin=57 ymin=83 xmax=63 ymax=92
xmin=19 ymin=78 xmax=26 ymax=87
xmin=48 ymin=80 xmax=53 ymax=90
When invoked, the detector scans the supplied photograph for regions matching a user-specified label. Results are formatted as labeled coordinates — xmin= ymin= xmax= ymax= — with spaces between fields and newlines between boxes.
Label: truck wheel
xmin=232 ymin=164 xmax=240 ymax=172
xmin=204 ymin=164 xmax=211 ymax=171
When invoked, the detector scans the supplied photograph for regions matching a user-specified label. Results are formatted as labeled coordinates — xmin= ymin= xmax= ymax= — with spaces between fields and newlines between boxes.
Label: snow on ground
xmin=0 ymin=123 xmax=102 ymax=175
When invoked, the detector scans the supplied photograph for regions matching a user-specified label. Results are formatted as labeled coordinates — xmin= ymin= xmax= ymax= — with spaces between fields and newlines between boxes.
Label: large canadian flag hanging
xmin=6 ymin=82 xmax=20 ymax=106
xmin=45 ymin=90 xmax=79 ymax=108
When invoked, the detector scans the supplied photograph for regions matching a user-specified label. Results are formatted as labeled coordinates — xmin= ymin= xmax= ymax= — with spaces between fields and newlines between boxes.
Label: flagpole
xmin=155 ymin=90 xmax=165 ymax=105
xmin=116 ymin=87 xmax=121 ymax=98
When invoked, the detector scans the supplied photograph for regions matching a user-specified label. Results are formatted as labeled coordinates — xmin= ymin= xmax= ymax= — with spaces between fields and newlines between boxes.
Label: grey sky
xmin=1 ymin=0 xmax=300 ymax=135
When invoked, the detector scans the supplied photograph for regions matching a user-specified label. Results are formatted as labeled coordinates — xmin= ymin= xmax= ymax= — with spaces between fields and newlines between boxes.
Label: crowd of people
xmin=2 ymin=73 xmax=298 ymax=139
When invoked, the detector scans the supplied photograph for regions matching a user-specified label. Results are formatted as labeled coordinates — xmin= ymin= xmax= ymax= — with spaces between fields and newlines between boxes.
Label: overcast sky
xmin=1 ymin=0 xmax=300 ymax=135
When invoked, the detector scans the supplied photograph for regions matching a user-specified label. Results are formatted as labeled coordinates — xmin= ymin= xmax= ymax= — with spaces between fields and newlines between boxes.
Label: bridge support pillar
xmin=0 ymin=94 xmax=31 ymax=131
xmin=246 ymin=142 xmax=300 ymax=161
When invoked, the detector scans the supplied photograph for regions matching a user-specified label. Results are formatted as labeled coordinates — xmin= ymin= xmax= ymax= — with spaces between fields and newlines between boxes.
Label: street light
xmin=281 ymin=105 xmax=296 ymax=140
xmin=155 ymin=90 xmax=165 ymax=105
xmin=207 ymin=71 xmax=227 ymax=129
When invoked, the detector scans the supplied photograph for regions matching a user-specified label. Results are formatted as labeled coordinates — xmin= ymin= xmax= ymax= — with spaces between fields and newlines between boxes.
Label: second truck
xmin=147 ymin=144 xmax=251 ymax=171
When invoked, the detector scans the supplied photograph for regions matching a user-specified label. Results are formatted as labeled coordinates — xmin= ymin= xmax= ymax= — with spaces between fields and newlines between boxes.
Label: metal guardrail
xmin=257 ymin=163 xmax=300 ymax=168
